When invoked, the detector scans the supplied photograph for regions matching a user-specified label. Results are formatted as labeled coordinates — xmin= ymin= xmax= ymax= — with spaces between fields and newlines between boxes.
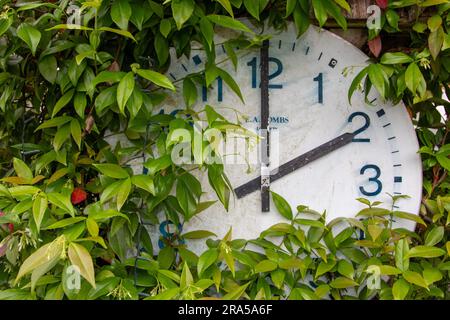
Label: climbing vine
xmin=0 ymin=0 xmax=448 ymax=300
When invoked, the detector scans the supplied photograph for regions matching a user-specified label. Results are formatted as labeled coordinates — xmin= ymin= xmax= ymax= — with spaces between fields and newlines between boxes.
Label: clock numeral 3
xmin=348 ymin=112 xmax=370 ymax=142
xmin=247 ymin=57 xmax=283 ymax=89
xmin=359 ymin=164 xmax=382 ymax=196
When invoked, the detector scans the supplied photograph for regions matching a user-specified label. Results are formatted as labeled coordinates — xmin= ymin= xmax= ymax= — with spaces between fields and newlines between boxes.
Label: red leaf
xmin=71 ymin=188 xmax=87 ymax=205
xmin=368 ymin=35 xmax=382 ymax=58
xmin=8 ymin=223 xmax=13 ymax=233
xmin=376 ymin=0 xmax=388 ymax=9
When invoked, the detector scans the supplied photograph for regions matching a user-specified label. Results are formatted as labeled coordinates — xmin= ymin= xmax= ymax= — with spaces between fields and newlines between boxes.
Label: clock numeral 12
xmin=359 ymin=164 xmax=382 ymax=196
xmin=313 ymin=72 xmax=323 ymax=104
xmin=247 ymin=57 xmax=283 ymax=89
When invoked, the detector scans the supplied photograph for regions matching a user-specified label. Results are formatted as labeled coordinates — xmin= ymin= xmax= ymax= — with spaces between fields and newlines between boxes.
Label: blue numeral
xmin=348 ymin=112 xmax=370 ymax=142
xmin=359 ymin=164 xmax=382 ymax=196
xmin=202 ymin=77 xmax=223 ymax=102
xmin=313 ymin=73 xmax=323 ymax=104
xmin=247 ymin=57 xmax=283 ymax=89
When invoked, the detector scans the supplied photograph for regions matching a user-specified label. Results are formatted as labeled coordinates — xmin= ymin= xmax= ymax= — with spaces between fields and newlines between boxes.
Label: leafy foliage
xmin=0 ymin=0 xmax=448 ymax=300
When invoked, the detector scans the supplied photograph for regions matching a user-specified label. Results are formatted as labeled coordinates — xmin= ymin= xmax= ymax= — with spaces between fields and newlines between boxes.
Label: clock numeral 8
xmin=359 ymin=164 xmax=382 ymax=196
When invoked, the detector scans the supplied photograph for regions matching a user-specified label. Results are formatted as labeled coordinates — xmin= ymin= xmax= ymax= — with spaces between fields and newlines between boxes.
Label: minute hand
xmin=234 ymin=132 xmax=355 ymax=198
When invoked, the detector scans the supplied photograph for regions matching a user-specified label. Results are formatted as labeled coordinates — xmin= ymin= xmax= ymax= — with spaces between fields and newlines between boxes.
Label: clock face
xmin=148 ymin=25 xmax=422 ymax=252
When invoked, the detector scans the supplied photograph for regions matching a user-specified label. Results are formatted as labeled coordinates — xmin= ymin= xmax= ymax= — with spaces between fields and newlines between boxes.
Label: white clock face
xmin=149 ymin=25 xmax=422 ymax=252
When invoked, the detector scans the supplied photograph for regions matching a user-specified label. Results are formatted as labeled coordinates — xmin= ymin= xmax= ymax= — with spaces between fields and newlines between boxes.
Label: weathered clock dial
xmin=148 ymin=24 xmax=422 ymax=252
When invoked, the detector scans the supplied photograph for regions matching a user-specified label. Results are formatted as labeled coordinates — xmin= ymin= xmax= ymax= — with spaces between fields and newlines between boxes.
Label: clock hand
xmin=234 ymin=132 xmax=355 ymax=199
xmin=260 ymin=39 xmax=270 ymax=212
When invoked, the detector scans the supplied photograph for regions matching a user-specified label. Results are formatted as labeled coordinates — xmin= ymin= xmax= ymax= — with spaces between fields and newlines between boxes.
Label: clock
xmin=147 ymin=24 xmax=422 ymax=252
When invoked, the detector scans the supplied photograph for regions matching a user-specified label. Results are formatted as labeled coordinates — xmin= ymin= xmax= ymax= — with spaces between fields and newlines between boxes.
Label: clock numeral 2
xmin=348 ymin=112 xmax=370 ymax=142
xmin=359 ymin=164 xmax=382 ymax=196
xmin=247 ymin=57 xmax=283 ymax=89
xmin=313 ymin=73 xmax=323 ymax=104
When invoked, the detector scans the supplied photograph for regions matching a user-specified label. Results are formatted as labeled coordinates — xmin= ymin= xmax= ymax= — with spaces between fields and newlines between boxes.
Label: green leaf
xmin=93 ymin=71 xmax=126 ymax=87
xmin=380 ymin=52 xmax=414 ymax=64
xmin=222 ymin=282 xmax=250 ymax=300
xmin=407 ymin=246 xmax=446 ymax=258
xmin=38 ymin=55 xmax=57 ymax=84
xmin=368 ymin=64 xmax=388 ymax=99
xmin=197 ymin=249 xmax=219 ymax=276
xmin=392 ymin=278 xmax=410 ymax=300
xmin=44 ymin=217 xmax=86 ymax=230
xmin=271 ymin=191 xmax=293 ymax=220
xmin=33 ymin=193 xmax=48 ymax=231
xmin=207 ymin=15 xmax=254 ymax=33
xmin=405 ymin=62 xmax=426 ymax=97
xmin=348 ymin=66 xmax=368 ymax=104
xmin=17 ymin=23 xmax=41 ymax=56
xmin=159 ymin=19 xmax=172 ymax=38
xmin=93 ymin=164 xmax=129 ymax=179
xmin=47 ymin=192 xmax=76 ymax=217
xmin=144 ymin=155 xmax=172 ymax=176
xmin=329 ymin=277 xmax=358 ymax=289
xmin=322 ymin=0 xmax=347 ymax=30
xmin=428 ymin=26 xmax=444 ymax=60
xmin=217 ymin=0 xmax=234 ymax=17
xmin=171 ymin=0 xmax=195 ymax=30
xmin=403 ymin=270 xmax=428 ymax=289
xmin=182 ymin=230 xmax=216 ymax=239
xmin=427 ymin=15 xmax=442 ymax=32
xmin=356 ymin=207 xmax=390 ymax=217
xmin=117 ymin=72 xmax=135 ymax=115
xmin=35 ymin=116 xmax=73 ymax=131
xmin=254 ymin=260 xmax=278 ymax=273
xmin=199 ymin=16 xmax=214 ymax=50
xmin=52 ymin=89 xmax=75 ymax=118
xmin=15 ymin=236 xmax=65 ymax=285
xmin=116 ymin=178 xmax=131 ymax=211
xmin=395 ymin=239 xmax=410 ymax=272
xmin=315 ymin=260 xmax=336 ymax=278
xmin=392 ymin=211 xmax=426 ymax=226
xmin=217 ymin=67 xmax=244 ymax=102
xmin=180 ymin=262 xmax=193 ymax=290
xmin=312 ymin=0 xmax=327 ymax=27
xmin=425 ymin=226 xmax=444 ymax=246
xmin=98 ymin=27 xmax=136 ymax=41
xmin=86 ymin=218 xmax=99 ymax=237
xmin=95 ymin=86 xmax=117 ymax=114
xmin=68 ymin=242 xmax=96 ymax=288
xmin=46 ymin=24 xmax=93 ymax=31
xmin=74 ymin=93 xmax=87 ymax=118
xmin=88 ymin=209 xmax=130 ymax=223
xmin=53 ymin=124 xmax=71 ymax=152
xmin=183 ymin=77 xmax=198 ymax=107
xmin=111 ymin=0 xmax=132 ymax=30
xmin=13 ymin=157 xmax=33 ymax=180
xmin=136 ymin=69 xmax=175 ymax=91
xmin=70 ymin=119 xmax=82 ymax=149
xmin=337 ymin=260 xmax=354 ymax=279
xmin=131 ymin=175 xmax=155 ymax=195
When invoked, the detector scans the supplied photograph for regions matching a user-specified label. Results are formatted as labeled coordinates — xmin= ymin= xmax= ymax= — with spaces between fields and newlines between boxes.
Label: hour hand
xmin=234 ymin=132 xmax=355 ymax=198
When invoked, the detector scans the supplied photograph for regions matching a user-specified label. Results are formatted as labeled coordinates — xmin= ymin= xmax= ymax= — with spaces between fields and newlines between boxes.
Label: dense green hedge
xmin=0 ymin=0 xmax=448 ymax=300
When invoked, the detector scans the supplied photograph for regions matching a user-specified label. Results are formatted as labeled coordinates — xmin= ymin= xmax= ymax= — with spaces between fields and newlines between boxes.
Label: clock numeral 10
xmin=313 ymin=73 xmax=323 ymax=104
xmin=348 ymin=112 xmax=370 ymax=142
xmin=359 ymin=164 xmax=382 ymax=196
xmin=247 ymin=57 xmax=283 ymax=89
